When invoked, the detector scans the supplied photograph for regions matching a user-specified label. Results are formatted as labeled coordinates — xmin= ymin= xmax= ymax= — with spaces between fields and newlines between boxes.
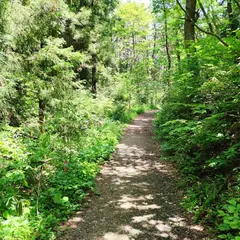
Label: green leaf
xmin=62 ymin=196 xmax=69 ymax=203
xmin=218 ymin=235 xmax=227 ymax=239
xmin=218 ymin=210 xmax=226 ymax=216
xmin=23 ymin=179 xmax=28 ymax=187
xmin=53 ymin=193 xmax=62 ymax=204
xmin=229 ymin=222 xmax=239 ymax=229
xmin=227 ymin=206 xmax=236 ymax=214
xmin=229 ymin=199 xmax=237 ymax=206
xmin=3 ymin=210 xmax=10 ymax=219
xmin=218 ymin=223 xmax=230 ymax=231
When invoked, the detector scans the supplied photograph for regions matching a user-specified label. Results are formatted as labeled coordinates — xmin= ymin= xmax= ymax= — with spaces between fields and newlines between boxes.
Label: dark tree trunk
xmin=39 ymin=99 xmax=45 ymax=134
xmin=91 ymin=53 xmax=97 ymax=95
xmin=227 ymin=0 xmax=238 ymax=34
xmin=175 ymin=38 xmax=181 ymax=69
xmin=227 ymin=0 xmax=234 ymax=32
xmin=184 ymin=0 xmax=197 ymax=48
xmin=90 ymin=0 xmax=97 ymax=95
xmin=163 ymin=0 xmax=171 ymax=71
xmin=183 ymin=0 xmax=200 ymax=75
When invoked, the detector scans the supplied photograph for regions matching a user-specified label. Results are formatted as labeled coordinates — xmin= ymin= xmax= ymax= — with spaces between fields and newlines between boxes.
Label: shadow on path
xmin=58 ymin=111 xmax=213 ymax=240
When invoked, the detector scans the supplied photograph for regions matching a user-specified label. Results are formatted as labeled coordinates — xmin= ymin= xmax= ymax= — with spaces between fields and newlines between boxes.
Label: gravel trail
xmin=58 ymin=111 xmax=212 ymax=240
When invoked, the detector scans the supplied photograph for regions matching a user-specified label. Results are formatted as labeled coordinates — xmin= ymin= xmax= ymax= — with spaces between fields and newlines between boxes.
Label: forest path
xmin=58 ymin=111 xmax=211 ymax=240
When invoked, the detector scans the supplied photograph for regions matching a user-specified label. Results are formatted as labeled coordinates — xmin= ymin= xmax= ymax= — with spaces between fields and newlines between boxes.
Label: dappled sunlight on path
xmin=58 ymin=111 xmax=212 ymax=240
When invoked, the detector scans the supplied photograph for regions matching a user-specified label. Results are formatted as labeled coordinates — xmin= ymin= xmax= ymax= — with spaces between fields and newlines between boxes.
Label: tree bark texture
xmin=184 ymin=0 xmax=197 ymax=48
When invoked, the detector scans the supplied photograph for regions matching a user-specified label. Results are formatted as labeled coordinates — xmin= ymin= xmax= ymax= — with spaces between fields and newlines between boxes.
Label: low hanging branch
xmin=176 ymin=0 xmax=229 ymax=47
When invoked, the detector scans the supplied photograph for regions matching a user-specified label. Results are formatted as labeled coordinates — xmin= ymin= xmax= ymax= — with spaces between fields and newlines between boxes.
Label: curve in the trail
xmin=58 ymin=111 xmax=212 ymax=240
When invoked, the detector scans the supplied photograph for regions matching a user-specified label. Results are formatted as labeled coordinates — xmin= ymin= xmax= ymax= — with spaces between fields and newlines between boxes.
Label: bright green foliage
xmin=153 ymin=0 xmax=240 ymax=238
xmin=114 ymin=2 xmax=163 ymax=106
xmin=155 ymin=55 xmax=240 ymax=237
xmin=0 ymin=101 xmax=125 ymax=239
xmin=115 ymin=2 xmax=152 ymax=67
xmin=0 ymin=0 xmax=161 ymax=239
xmin=218 ymin=199 xmax=240 ymax=239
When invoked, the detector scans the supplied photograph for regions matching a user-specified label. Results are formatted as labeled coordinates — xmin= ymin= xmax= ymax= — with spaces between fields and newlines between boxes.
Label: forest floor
xmin=58 ymin=111 xmax=213 ymax=240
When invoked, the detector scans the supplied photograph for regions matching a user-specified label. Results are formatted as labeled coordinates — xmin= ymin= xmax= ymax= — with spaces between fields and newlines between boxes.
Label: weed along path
xmin=58 ymin=111 xmax=211 ymax=240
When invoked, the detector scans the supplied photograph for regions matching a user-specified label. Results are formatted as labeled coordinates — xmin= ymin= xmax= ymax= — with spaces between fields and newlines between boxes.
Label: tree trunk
xmin=163 ymin=0 xmax=171 ymax=70
xmin=91 ymin=53 xmax=97 ymax=95
xmin=227 ymin=0 xmax=234 ymax=31
xmin=227 ymin=0 xmax=238 ymax=34
xmin=183 ymin=0 xmax=200 ymax=75
xmin=91 ymin=0 xmax=97 ymax=95
xmin=184 ymin=0 xmax=197 ymax=48
xmin=152 ymin=22 xmax=157 ymax=60
xmin=39 ymin=98 xmax=45 ymax=134
xmin=175 ymin=37 xmax=181 ymax=70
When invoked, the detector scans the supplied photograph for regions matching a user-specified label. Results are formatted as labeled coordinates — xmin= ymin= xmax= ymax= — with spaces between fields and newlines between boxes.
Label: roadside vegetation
xmin=0 ymin=1 xmax=160 ymax=239
xmin=153 ymin=0 xmax=240 ymax=239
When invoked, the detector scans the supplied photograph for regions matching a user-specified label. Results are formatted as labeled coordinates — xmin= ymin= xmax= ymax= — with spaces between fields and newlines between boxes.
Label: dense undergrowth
xmin=154 ymin=37 xmax=240 ymax=239
xmin=0 ymin=90 xmax=149 ymax=239
xmin=2 ymin=0 xmax=240 ymax=239
xmin=0 ymin=0 xmax=160 ymax=239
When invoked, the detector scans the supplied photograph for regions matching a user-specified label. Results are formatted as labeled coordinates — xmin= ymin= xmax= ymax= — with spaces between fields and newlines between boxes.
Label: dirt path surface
xmin=58 ymin=111 xmax=212 ymax=240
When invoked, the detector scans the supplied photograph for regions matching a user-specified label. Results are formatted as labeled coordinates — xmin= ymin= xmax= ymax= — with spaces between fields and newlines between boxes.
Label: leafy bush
xmin=154 ymin=37 xmax=240 ymax=238
xmin=218 ymin=198 xmax=240 ymax=239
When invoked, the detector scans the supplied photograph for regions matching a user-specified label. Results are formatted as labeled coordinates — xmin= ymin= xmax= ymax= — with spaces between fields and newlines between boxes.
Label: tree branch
xmin=176 ymin=0 xmax=229 ymax=47
xmin=198 ymin=0 xmax=214 ymax=33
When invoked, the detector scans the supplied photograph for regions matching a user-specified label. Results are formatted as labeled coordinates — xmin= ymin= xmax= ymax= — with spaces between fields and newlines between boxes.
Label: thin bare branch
xmin=198 ymin=0 xmax=214 ymax=33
